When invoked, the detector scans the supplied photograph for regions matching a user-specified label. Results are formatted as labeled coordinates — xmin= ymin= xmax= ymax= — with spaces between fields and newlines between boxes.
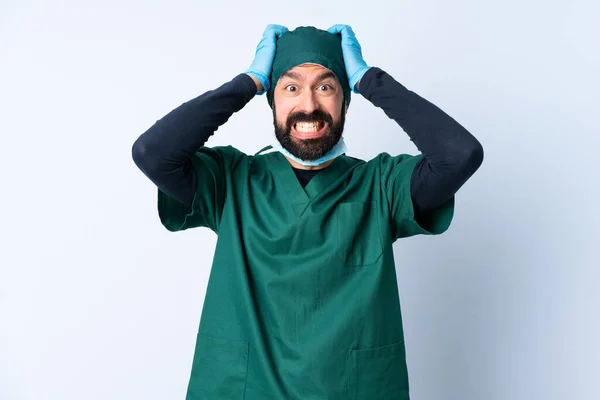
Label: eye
xmin=285 ymin=85 xmax=298 ymax=92
xmin=318 ymin=84 xmax=332 ymax=91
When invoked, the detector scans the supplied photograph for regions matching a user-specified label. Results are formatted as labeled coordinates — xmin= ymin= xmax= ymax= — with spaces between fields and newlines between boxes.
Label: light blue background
xmin=1 ymin=0 xmax=598 ymax=399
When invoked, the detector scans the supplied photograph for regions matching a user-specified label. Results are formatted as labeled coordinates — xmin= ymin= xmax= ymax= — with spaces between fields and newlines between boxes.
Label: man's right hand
xmin=245 ymin=24 xmax=288 ymax=95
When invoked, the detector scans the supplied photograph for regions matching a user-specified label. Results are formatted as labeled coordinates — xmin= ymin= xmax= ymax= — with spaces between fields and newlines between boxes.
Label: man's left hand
xmin=327 ymin=24 xmax=371 ymax=93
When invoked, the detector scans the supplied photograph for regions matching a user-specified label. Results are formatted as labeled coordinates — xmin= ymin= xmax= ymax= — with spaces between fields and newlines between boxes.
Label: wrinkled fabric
xmin=157 ymin=145 xmax=455 ymax=399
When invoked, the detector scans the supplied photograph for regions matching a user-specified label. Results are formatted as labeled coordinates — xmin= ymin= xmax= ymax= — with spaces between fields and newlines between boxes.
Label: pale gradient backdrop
xmin=1 ymin=0 xmax=598 ymax=399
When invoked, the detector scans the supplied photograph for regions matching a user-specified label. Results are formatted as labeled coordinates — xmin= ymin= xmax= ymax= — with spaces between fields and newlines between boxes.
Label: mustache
xmin=286 ymin=110 xmax=333 ymax=127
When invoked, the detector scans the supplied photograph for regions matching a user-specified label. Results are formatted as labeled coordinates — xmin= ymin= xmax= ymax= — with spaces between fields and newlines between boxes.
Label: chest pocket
xmin=335 ymin=201 xmax=383 ymax=267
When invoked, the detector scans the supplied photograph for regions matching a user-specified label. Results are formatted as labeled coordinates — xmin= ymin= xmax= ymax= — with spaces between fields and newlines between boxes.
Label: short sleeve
xmin=157 ymin=146 xmax=233 ymax=233
xmin=380 ymin=153 xmax=455 ymax=241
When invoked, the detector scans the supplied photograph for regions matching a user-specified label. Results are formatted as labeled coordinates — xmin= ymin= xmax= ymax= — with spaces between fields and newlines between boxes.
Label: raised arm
xmin=131 ymin=24 xmax=288 ymax=209
xmin=328 ymin=24 xmax=483 ymax=215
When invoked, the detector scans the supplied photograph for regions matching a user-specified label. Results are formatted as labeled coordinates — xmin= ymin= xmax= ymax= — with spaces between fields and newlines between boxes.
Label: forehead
xmin=278 ymin=63 xmax=338 ymax=83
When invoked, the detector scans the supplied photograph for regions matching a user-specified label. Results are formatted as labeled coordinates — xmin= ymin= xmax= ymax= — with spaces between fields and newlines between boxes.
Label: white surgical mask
xmin=270 ymin=135 xmax=347 ymax=166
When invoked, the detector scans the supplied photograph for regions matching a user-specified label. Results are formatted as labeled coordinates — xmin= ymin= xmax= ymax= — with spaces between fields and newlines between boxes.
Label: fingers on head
xmin=327 ymin=24 xmax=355 ymax=36
xmin=265 ymin=24 xmax=289 ymax=38
xmin=326 ymin=24 xmax=344 ymax=34
xmin=263 ymin=24 xmax=356 ymax=39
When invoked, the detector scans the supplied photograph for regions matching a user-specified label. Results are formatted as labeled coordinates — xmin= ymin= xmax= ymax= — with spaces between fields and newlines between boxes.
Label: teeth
xmin=295 ymin=122 xmax=322 ymax=133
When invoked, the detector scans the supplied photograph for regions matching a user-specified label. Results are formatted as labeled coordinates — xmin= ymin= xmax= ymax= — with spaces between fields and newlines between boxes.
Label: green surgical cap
xmin=267 ymin=26 xmax=351 ymax=109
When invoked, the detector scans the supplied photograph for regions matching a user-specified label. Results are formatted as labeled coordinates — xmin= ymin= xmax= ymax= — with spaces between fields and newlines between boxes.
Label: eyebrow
xmin=280 ymin=70 xmax=337 ymax=83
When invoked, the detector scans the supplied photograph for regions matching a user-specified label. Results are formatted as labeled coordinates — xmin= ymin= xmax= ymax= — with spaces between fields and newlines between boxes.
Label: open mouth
xmin=292 ymin=121 xmax=327 ymax=139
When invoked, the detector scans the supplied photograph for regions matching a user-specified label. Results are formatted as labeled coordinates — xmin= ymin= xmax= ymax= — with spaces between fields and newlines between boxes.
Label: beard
xmin=273 ymin=104 xmax=346 ymax=161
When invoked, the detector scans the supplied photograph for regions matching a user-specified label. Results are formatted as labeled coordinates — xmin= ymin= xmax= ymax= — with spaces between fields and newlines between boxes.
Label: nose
xmin=298 ymin=90 xmax=319 ymax=115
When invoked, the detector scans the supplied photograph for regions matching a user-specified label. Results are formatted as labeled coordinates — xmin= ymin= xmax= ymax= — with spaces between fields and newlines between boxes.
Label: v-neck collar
xmin=265 ymin=151 xmax=352 ymax=217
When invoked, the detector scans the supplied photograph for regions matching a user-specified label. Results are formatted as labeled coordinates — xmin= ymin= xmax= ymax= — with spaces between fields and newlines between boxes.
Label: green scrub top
xmin=158 ymin=145 xmax=454 ymax=400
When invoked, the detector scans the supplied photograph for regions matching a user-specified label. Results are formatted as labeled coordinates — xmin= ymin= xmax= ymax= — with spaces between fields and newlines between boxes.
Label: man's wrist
xmin=246 ymin=73 xmax=264 ymax=93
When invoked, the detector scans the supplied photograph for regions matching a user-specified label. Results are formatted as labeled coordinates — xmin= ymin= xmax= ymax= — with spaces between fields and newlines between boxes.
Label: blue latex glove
xmin=326 ymin=24 xmax=371 ymax=93
xmin=245 ymin=24 xmax=288 ymax=95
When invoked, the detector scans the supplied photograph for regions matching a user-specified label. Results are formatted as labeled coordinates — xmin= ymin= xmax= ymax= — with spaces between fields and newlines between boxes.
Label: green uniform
xmin=158 ymin=145 xmax=454 ymax=399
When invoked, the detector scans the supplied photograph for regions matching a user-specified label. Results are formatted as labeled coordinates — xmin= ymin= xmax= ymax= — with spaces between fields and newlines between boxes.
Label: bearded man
xmin=132 ymin=24 xmax=483 ymax=400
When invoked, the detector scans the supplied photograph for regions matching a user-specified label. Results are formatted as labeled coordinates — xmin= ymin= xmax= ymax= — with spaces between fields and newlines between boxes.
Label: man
xmin=132 ymin=24 xmax=483 ymax=400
